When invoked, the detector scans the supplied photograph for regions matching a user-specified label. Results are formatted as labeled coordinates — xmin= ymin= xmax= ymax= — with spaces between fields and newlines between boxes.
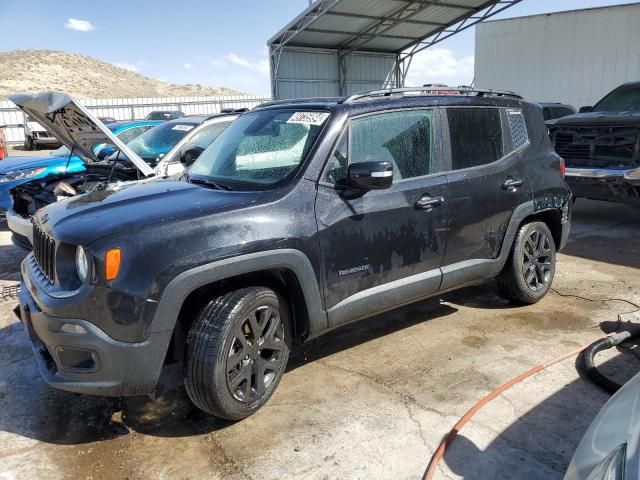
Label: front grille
xmin=33 ymin=223 xmax=56 ymax=284
xmin=553 ymin=126 xmax=640 ymax=168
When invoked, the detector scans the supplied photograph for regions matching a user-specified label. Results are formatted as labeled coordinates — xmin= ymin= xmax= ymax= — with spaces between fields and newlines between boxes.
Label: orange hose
xmin=423 ymin=337 xmax=605 ymax=480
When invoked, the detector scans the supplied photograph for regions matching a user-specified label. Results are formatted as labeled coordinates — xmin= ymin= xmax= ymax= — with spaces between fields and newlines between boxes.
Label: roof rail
xmin=256 ymin=97 xmax=343 ymax=108
xmin=342 ymin=87 xmax=522 ymax=104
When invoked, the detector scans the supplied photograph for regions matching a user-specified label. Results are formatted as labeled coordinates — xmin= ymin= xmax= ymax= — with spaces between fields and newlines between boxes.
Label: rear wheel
xmin=497 ymin=221 xmax=556 ymax=304
xmin=25 ymin=135 xmax=34 ymax=150
xmin=184 ymin=287 xmax=290 ymax=420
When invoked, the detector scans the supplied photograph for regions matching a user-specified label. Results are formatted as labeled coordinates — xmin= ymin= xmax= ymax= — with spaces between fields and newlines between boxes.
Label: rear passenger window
xmin=447 ymin=108 xmax=503 ymax=170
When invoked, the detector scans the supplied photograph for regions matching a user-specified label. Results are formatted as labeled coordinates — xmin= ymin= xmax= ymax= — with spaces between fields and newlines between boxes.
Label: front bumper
xmin=17 ymin=260 xmax=173 ymax=397
xmin=566 ymin=167 xmax=640 ymax=204
xmin=6 ymin=208 xmax=32 ymax=250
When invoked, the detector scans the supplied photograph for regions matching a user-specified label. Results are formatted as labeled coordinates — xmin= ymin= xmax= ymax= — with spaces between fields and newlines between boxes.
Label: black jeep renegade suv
xmin=16 ymin=88 xmax=571 ymax=420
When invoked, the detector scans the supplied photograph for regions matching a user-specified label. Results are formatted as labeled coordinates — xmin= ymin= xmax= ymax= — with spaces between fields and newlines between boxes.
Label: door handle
xmin=415 ymin=195 xmax=445 ymax=211
xmin=502 ymin=178 xmax=524 ymax=191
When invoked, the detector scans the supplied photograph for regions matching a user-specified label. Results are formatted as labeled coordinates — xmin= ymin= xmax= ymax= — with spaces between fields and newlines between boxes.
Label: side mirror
xmin=347 ymin=161 xmax=393 ymax=191
xmin=180 ymin=146 xmax=204 ymax=166
xmin=579 ymin=106 xmax=592 ymax=113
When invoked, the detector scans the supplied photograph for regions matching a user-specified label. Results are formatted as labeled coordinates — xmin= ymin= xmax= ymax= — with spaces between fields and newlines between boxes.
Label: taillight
xmin=559 ymin=157 xmax=566 ymax=178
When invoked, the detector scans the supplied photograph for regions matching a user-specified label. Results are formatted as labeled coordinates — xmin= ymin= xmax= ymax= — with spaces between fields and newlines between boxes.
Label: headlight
xmin=586 ymin=443 xmax=626 ymax=480
xmin=75 ymin=246 xmax=89 ymax=283
xmin=0 ymin=166 xmax=46 ymax=183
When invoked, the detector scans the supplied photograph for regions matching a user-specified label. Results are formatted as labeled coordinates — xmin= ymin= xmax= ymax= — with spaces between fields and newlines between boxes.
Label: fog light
xmin=55 ymin=347 xmax=97 ymax=371
xmin=60 ymin=323 xmax=87 ymax=334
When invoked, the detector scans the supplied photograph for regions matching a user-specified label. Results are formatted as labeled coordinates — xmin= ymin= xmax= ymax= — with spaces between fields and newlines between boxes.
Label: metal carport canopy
xmin=268 ymin=0 xmax=522 ymax=99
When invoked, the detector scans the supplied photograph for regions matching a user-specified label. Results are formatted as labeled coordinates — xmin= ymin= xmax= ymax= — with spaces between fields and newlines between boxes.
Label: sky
xmin=0 ymin=0 xmax=637 ymax=95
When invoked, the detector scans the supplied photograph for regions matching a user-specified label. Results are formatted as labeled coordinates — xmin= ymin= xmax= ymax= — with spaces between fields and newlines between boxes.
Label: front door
xmin=315 ymin=108 xmax=449 ymax=326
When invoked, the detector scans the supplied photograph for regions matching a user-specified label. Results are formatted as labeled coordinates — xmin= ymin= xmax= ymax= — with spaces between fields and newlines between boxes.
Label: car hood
xmin=547 ymin=111 xmax=640 ymax=128
xmin=0 ymin=154 xmax=67 ymax=173
xmin=564 ymin=370 xmax=640 ymax=480
xmin=34 ymin=178 xmax=263 ymax=245
xmin=8 ymin=92 xmax=154 ymax=176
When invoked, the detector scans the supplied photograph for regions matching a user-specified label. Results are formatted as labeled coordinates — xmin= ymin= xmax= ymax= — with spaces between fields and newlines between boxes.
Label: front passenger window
xmin=325 ymin=109 xmax=435 ymax=184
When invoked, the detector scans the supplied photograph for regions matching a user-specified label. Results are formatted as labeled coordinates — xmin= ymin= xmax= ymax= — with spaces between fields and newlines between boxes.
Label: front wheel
xmin=184 ymin=287 xmax=291 ymax=420
xmin=497 ymin=221 xmax=556 ymax=304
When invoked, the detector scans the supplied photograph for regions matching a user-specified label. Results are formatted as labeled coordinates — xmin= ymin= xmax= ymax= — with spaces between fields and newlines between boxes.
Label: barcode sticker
xmin=287 ymin=112 xmax=330 ymax=126
xmin=172 ymin=125 xmax=194 ymax=132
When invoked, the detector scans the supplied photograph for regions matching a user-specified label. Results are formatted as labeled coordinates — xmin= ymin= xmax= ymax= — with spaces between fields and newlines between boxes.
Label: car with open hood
xmin=6 ymin=92 xmax=241 ymax=248
xmin=1 ymin=120 xmax=159 ymax=211
xmin=548 ymin=82 xmax=640 ymax=205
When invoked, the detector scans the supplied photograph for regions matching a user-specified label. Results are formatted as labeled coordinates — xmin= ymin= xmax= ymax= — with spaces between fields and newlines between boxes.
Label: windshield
xmin=126 ymin=121 xmax=195 ymax=159
xmin=48 ymin=123 xmax=123 ymax=157
xmin=147 ymin=111 xmax=181 ymax=120
xmin=189 ymin=110 xmax=328 ymax=188
xmin=593 ymin=84 xmax=640 ymax=112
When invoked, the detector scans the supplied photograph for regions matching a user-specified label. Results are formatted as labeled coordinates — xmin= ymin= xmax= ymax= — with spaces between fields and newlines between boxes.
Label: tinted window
xmin=447 ymin=108 xmax=503 ymax=170
xmin=172 ymin=122 xmax=230 ymax=162
xmin=352 ymin=110 xmax=434 ymax=180
xmin=593 ymin=84 xmax=640 ymax=112
xmin=507 ymin=109 xmax=528 ymax=151
xmin=116 ymin=125 xmax=151 ymax=144
xmin=127 ymin=121 xmax=196 ymax=158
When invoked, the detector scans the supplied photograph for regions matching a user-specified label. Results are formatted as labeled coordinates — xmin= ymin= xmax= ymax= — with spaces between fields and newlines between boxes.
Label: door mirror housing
xmin=579 ymin=106 xmax=592 ymax=113
xmin=347 ymin=161 xmax=393 ymax=191
xmin=180 ymin=146 xmax=204 ymax=166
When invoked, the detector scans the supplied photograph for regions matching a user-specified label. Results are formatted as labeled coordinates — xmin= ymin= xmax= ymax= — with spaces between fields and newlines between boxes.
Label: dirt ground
xmin=0 ymin=199 xmax=638 ymax=480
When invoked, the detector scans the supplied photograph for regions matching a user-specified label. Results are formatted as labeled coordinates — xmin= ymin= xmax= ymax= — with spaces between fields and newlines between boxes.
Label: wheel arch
xmin=519 ymin=209 xmax=563 ymax=250
xmin=153 ymin=250 xmax=327 ymax=364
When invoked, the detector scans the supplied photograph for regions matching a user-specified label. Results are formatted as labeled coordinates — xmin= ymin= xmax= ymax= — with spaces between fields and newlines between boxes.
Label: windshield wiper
xmin=189 ymin=177 xmax=232 ymax=191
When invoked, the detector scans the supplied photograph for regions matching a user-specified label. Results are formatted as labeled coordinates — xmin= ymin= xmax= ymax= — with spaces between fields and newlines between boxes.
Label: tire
xmin=184 ymin=287 xmax=291 ymax=420
xmin=497 ymin=221 xmax=556 ymax=304
xmin=25 ymin=136 xmax=34 ymax=150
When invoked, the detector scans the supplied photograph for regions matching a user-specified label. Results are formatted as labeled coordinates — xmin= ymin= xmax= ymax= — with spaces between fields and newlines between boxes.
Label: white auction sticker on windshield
xmin=287 ymin=111 xmax=330 ymax=126
xmin=172 ymin=125 xmax=194 ymax=132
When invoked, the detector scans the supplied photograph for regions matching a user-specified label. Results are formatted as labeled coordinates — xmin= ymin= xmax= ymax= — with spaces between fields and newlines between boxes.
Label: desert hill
xmin=0 ymin=49 xmax=243 ymax=99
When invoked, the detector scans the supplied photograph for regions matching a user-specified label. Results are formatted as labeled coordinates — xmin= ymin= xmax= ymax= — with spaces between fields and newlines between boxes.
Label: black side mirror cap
xmin=579 ymin=106 xmax=592 ymax=113
xmin=347 ymin=161 xmax=393 ymax=191
xmin=181 ymin=146 xmax=205 ymax=166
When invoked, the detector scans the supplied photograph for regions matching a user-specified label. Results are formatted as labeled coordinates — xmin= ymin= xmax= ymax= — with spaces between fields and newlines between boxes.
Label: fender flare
xmin=150 ymin=249 xmax=328 ymax=335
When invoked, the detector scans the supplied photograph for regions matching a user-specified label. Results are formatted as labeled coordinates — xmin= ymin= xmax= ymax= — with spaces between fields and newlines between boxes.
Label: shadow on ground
xmin=441 ymin=345 xmax=640 ymax=479
xmin=563 ymin=199 xmax=640 ymax=268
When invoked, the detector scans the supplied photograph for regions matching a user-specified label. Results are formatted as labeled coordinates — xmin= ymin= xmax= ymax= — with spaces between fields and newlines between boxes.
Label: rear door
xmin=441 ymin=107 xmax=532 ymax=290
xmin=315 ymin=108 xmax=449 ymax=327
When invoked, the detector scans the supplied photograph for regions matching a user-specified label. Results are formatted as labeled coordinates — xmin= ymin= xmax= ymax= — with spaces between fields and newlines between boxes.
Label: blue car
xmin=0 ymin=120 xmax=160 ymax=214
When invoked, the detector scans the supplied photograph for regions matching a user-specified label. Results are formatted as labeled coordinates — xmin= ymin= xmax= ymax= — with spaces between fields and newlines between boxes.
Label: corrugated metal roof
xmin=269 ymin=0 xmax=519 ymax=54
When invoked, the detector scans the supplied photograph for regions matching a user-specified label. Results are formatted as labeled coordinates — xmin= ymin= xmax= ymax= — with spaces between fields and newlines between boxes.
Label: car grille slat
xmin=33 ymin=224 xmax=55 ymax=284
xmin=553 ymin=127 xmax=640 ymax=168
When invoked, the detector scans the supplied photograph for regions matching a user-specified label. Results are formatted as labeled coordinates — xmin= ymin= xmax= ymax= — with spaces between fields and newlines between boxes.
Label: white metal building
xmin=268 ymin=0 xmax=523 ymax=99
xmin=475 ymin=3 xmax=640 ymax=109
